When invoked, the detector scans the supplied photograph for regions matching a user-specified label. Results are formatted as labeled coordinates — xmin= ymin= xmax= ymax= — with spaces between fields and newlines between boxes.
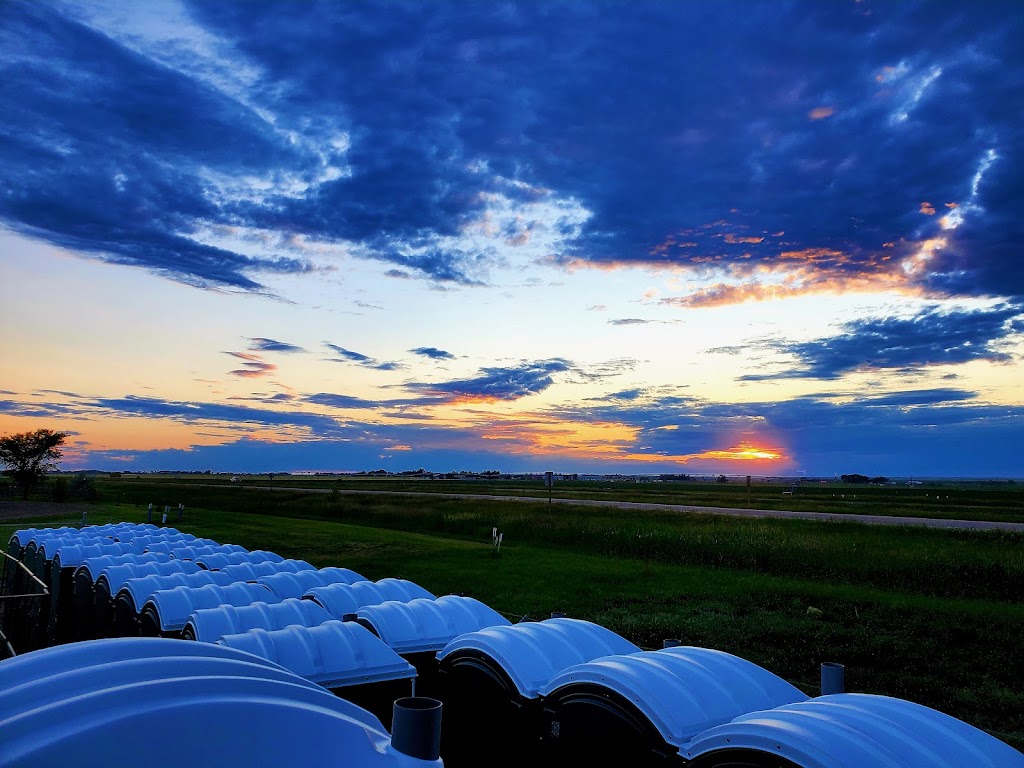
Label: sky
xmin=1 ymin=0 xmax=1022 ymax=477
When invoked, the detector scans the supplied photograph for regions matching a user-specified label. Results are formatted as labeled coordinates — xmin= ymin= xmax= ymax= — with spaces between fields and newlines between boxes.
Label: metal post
xmin=147 ymin=503 xmax=153 ymax=523
xmin=821 ymin=662 xmax=845 ymax=695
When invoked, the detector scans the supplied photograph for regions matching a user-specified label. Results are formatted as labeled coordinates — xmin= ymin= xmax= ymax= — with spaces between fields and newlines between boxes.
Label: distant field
xmin=4 ymin=482 xmax=1023 ymax=751
xmin=102 ymin=474 xmax=1024 ymax=523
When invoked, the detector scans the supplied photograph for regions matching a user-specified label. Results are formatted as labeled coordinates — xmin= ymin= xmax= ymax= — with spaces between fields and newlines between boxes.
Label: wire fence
xmin=0 ymin=551 xmax=49 ymax=659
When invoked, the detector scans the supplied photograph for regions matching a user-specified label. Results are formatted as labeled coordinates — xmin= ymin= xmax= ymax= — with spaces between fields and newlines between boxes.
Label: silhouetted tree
xmin=840 ymin=473 xmax=870 ymax=484
xmin=0 ymin=429 xmax=69 ymax=499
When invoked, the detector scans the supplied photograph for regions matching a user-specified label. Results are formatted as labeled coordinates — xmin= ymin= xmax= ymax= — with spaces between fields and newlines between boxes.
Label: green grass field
xmin=101 ymin=473 xmax=1024 ymax=523
xmin=4 ymin=480 xmax=1022 ymax=751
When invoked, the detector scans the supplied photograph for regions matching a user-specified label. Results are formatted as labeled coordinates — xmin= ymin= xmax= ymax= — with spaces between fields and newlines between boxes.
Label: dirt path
xmin=0 ymin=501 xmax=90 ymax=523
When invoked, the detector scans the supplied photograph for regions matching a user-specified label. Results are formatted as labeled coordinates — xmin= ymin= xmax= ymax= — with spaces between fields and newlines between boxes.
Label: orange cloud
xmin=385 ymin=444 xmax=412 ymax=451
xmin=920 ymin=202 xmax=936 ymax=215
xmin=724 ymin=234 xmax=765 ymax=244
xmin=776 ymin=247 xmax=846 ymax=263
xmin=945 ymin=202 xmax=958 ymax=209
xmin=224 ymin=350 xmax=276 ymax=378
xmin=808 ymin=106 xmax=835 ymax=120
xmin=658 ymin=266 xmax=922 ymax=309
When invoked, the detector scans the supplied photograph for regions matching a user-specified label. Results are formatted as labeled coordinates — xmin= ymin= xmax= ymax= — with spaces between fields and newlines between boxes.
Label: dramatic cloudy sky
xmin=2 ymin=0 xmax=1022 ymax=476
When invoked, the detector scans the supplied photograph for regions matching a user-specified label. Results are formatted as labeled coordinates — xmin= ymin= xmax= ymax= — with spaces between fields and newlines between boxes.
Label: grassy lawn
xmin=90 ymin=482 xmax=1024 ymax=602
xmin=4 ymin=498 xmax=1022 ymax=751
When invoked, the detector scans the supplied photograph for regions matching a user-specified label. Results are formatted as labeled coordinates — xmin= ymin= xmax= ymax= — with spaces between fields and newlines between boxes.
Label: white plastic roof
xmin=256 ymin=567 xmax=366 ymax=598
xmin=73 ymin=552 xmax=172 ymax=582
xmin=52 ymin=541 xmax=137 ymax=569
xmin=217 ymin=620 xmax=416 ymax=689
xmin=0 ymin=637 xmax=439 ymax=768
xmin=215 ymin=559 xmax=315 ymax=579
xmin=193 ymin=550 xmax=284 ymax=569
xmin=681 ymin=693 xmax=1024 ymax=768
xmin=437 ymin=617 xmax=641 ymax=698
xmin=184 ymin=597 xmax=334 ymax=643
xmin=116 ymin=569 xmax=236 ymax=613
xmin=356 ymin=595 xmax=510 ymax=654
xmin=96 ymin=559 xmax=201 ymax=596
xmin=539 ymin=646 xmax=809 ymax=747
xmin=143 ymin=582 xmax=279 ymax=631
xmin=304 ymin=577 xmax=435 ymax=618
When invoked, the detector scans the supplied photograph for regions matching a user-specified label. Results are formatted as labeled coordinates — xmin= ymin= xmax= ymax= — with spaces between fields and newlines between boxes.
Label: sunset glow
xmin=1 ymin=1 xmax=1022 ymax=477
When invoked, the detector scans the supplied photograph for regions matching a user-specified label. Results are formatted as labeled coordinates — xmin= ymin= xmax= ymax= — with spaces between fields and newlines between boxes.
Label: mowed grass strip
xmin=101 ymin=482 xmax=1024 ymax=602
xmin=9 ymin=504 xmax=1020 ymax=751
xmin=119 ymin=475 xmax=1024 ymax=523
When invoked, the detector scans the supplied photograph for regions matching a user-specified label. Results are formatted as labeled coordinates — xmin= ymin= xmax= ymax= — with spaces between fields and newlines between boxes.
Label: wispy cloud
xmin=305 ymin=393 xmax=377 ymax=409
xmin=224 ymin=351 xmax=277 ymax=378
xmin=323 ymin=342 xmax=404 ymax=371
xmin=248 ymin=337 xmax=306 ymax=353
xmin=739 ymin=304 xmax=1021 ymax=380
xmin=408 ymin=359 xmax=572 ymax=403
xmin=409 ymin=347 xmax=455 ymax=361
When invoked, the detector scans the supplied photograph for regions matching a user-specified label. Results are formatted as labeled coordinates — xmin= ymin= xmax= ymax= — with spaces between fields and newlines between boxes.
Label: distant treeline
xmin=840 ymin=474 xmax=889 ymax=484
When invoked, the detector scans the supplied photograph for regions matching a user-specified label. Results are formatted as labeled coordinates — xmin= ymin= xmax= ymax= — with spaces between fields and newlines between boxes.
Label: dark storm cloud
xmin=740 ymin=304 xmax=1021 ymax=380
xmin=2 ymin=2 xmax=1021 ymax=296
xmin=323 ymin=342 xmax=404 ymax=372
xmin=408 ymin=359 xmax=571 ymax=402
xmin=248 ymin=337 xmax=306 ymax=353
xmin=0 ymin=2 xmax=320 ymax=291
xmin=410 ymin=347 xmax=456 ymax=360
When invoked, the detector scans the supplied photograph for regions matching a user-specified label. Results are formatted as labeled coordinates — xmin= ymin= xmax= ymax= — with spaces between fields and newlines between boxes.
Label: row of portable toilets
xmin=1 ymin=522 xmax=1021 ymax=767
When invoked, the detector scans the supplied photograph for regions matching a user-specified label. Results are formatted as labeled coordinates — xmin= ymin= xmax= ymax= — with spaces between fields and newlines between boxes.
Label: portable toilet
xmin=436 ymin=617 xmax=640 ymax=765
xmin=92 ymin=560 xmax=201 ymax=638
xmin=112 ymin=569 xmax=236 ymax=636
xmin=70 ymin=553 xmax=173 ymax=641
xmin=47 ymin=541 xmax=138 ymax=645
xmin=539 ymin=646 xmax=808 ymax=766
xmin=354 ymin=596 xmax=510 ymax=698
